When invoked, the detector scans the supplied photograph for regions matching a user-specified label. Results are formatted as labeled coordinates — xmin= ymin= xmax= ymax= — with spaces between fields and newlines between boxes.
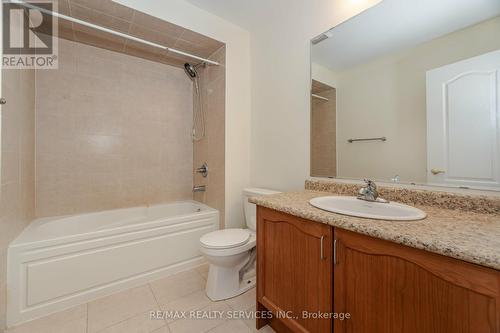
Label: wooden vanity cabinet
xmin=257 ymin=207 xmax=333 ymax=333
xmin=334 ymin=228 xmax=500 ymax=333
xmin=257 ymin=207 xmax=500 ymax=333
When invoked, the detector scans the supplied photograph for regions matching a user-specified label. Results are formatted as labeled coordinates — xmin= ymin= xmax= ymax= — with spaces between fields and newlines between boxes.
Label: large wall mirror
xmin=310 ymin=0 xmax=500 ymax=190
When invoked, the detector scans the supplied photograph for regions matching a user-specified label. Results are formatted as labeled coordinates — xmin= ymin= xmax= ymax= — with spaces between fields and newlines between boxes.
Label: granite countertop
xmin=249 ymin=190 xmax=500 ymax=271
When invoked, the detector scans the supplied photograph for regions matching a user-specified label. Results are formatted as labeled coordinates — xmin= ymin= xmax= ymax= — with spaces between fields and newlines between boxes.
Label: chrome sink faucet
xmin=358 ymin=179 xmax=383 ymax=202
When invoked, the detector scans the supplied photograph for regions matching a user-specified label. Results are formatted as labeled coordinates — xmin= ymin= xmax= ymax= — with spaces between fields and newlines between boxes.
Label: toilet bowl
xmin=199 ymin=188 xmax=280 ymax=301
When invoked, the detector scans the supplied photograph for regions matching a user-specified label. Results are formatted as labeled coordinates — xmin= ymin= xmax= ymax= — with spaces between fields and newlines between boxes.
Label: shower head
xmin=184 ymin=63 xmax=198 ymax=80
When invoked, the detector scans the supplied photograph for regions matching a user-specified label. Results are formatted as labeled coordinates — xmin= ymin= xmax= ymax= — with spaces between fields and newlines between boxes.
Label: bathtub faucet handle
xmin=195 ymin=163 xmax=208 ymax=178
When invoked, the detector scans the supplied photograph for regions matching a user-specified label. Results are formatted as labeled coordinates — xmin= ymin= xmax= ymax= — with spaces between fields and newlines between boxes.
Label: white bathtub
xmin=7 ymin=201 xmax=218 ymax=327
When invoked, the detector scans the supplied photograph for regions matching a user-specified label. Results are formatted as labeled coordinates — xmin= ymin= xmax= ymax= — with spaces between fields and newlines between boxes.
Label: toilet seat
xmin=200 ymin=229 xmax=250 ymax=250
xmin=200 ymin=231 xmax=256 ymax=257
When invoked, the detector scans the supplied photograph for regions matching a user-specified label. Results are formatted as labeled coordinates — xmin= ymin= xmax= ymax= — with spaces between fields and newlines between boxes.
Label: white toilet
xmin=199 ymin=188 xmax=280 ymax=301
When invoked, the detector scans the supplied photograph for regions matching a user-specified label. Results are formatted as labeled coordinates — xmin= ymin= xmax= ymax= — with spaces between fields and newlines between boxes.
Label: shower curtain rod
xmin=10 ymin=0 xmax=220 ymax=66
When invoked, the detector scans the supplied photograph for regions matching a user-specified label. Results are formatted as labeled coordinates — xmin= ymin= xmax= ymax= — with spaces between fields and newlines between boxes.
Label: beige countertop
xmin=249 ymin=190 xmax=500 ymax=271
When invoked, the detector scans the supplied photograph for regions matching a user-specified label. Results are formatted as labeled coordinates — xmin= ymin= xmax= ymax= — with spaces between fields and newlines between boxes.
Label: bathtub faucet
xmin=196 ymin=163 xmax=208 ymax=178
xmin=193 ymin=185 xmax=206 ymax=192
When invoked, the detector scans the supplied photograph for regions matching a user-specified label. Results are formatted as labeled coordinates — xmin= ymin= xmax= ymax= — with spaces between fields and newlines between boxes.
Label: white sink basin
xmin=309 ymin=196 xmax=426 ymax=221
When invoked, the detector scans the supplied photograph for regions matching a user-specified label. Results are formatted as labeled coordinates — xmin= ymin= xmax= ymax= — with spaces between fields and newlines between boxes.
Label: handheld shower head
xmin=184 ymin=62 xmax=205 ymax=141
xmin=184 ymin=63 xmax=198 ymax=80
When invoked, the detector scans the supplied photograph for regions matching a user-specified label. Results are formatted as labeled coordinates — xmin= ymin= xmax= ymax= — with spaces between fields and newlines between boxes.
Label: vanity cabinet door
xmin=257 ymin=207 xmax=333 ymax=333
xmin=334 ymin=228 xmax=500 ymax=333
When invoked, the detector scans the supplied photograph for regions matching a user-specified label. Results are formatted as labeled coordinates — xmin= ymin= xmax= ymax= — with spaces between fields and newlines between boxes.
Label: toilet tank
xmin=243 ymin=188 xmax=281 ymax=231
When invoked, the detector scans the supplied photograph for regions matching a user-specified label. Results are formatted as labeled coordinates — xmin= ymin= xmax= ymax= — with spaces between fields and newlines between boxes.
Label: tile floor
xmin=5 ymin=265 xmax=276 ymax=333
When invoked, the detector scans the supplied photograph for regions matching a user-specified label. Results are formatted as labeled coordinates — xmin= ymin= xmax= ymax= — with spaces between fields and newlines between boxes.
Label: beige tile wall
xmin=35 ymin=38 xmax=194 ymax=217
xmin=193 ymin=46 xmax=226 ymax=228
xmin=0 ymin=10 xmax=37 ymax=329
xmin=311 ymin=83 xmax=337 ymax=178
xmin=0 ymin=63 xmax=36 ymax=332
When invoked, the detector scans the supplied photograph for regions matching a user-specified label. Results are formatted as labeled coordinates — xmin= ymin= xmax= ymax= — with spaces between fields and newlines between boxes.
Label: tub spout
xmin=193 ymin=185 xmax=206 ymax=192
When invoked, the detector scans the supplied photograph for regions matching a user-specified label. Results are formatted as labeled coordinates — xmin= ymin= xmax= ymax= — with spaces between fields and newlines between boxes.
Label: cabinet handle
xmin=320 ymin=236 xmax=325 ymax=260
xmin=333 ymin=239 xmax=337 ymax=265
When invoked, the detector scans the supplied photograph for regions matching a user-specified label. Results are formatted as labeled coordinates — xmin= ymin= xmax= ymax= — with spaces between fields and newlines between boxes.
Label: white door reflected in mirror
xmin=426 ymin=49 xmax=500 ymax=189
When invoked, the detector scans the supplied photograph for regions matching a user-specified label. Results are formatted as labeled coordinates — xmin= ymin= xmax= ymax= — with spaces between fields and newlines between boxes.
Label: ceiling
xmin=45 ymin=0 xmax=224 ymax=67
xmin=312 ymin=0 xmax=500 ymax=71
xmin=185 ymin=0 xmax=265 ymax=30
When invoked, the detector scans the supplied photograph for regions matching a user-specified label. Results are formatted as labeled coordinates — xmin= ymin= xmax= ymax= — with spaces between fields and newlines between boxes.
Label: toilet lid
xmin=200 ymin=229 xmax=250 ymax=249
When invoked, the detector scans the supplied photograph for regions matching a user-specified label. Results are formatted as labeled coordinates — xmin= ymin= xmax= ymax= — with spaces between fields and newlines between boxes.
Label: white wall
xmin=312 ymin=63 xmax=338 ymax=88
xmin=114 ymin=0 xmax=252 ymax=228
xmin=249 ymin=0 xmax=382 ymax=191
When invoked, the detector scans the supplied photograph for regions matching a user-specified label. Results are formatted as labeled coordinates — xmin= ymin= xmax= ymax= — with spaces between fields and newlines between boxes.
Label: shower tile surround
xmin=33 ymin=0 xmax=227 ymax=221
xmin=35 ymin=38 xmax=196 ymax=217
xmin=310 ymin=80 xmax=336 ymax=178
xmin=193 ymin=46 xmax=226 ymax=227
